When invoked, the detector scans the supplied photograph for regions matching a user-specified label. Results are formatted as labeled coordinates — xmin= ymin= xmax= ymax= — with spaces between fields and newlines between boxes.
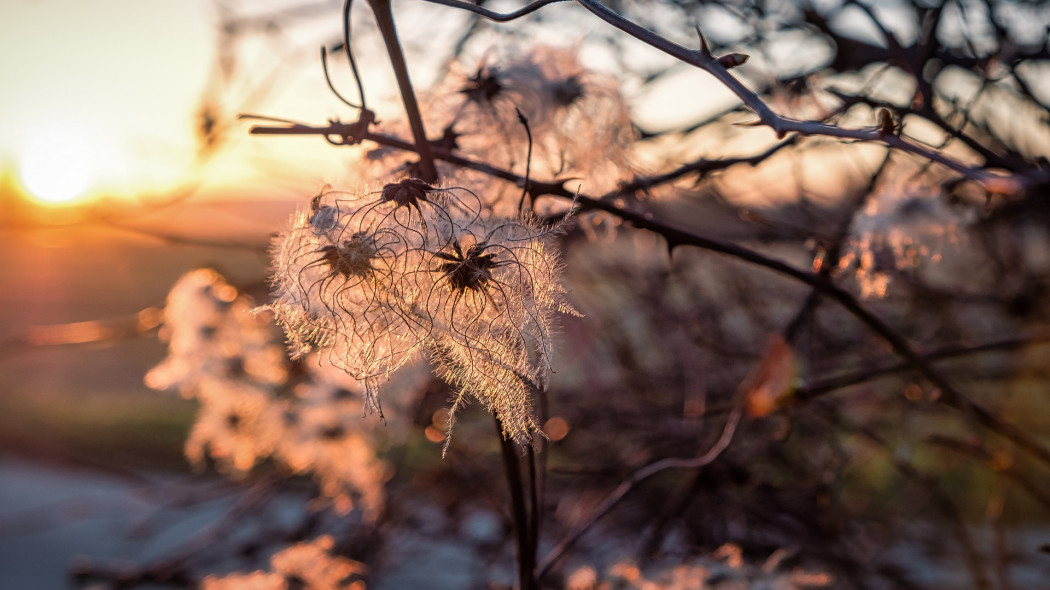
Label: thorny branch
xmin=419 ymin=0 xmax=1047 ymax=195
xmin=414 ymin=0 xmax=568 ymax=22
xmin=247 ymin=118 xmax=1050 ymax=469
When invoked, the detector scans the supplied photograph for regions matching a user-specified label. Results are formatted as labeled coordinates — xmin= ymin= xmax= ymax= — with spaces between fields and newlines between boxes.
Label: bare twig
xmin=364 ymin=0 xmax=437 ymax=181
xmin=419 ymin=0 xmax=569 ymax=22
xmin=615 ymin=135 xmax=800 ymax=195
xmin=339 ymin=0 xmax=368 ymax=110
xmin=422 ymin=0 xmax=1043 ymax=194
xmin=796 ymin=333 xmax=1050 ymax=402
xmin=537 ymin=402 xmax=743 ymax=578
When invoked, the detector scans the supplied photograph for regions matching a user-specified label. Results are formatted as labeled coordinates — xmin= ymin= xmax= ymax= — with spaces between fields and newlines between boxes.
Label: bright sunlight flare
xmin=18 ymin=130 xmax=97 ymax=204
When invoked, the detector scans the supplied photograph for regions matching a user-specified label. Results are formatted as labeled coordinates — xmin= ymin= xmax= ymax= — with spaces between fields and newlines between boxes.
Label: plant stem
xmin=366 ymin=0 xmax=438 ymax=182
xmin=526 ymin=444 xmax=540 ymax=572
xmin=496 ymin=416 xmax=537 ymax=590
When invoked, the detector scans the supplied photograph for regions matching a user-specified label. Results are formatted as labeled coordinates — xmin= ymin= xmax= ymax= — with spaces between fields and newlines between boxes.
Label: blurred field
xmin=0 ymin=199 xmax=297 ymax=469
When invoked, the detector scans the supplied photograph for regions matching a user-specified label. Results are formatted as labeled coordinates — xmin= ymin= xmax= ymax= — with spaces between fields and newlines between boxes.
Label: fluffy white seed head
xmin=267 ymin=180 xmax=575 ymax=448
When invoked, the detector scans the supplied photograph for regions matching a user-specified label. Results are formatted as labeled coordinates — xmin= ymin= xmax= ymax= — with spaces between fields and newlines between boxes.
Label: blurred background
xmin=2 ymin=0 xmax=1050 ymax=588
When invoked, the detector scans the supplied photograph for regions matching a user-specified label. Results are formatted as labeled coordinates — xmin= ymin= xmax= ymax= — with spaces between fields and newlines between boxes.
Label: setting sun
xmin=18 ymin=130 xmax=96 ymax=205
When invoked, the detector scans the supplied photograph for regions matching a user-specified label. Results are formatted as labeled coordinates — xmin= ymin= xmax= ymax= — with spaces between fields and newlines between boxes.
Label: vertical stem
xmin=366 ymin=0 xmax=438 ymax=182
xmin=496 ymin=416 xmax=537 ymax=590
xmin=525 ymin=444 xmax=540 ymax=572
xmin=536 ymin=388 xmax=549 ymax=504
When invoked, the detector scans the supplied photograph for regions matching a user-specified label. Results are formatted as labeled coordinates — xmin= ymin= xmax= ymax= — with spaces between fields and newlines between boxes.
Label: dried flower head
xmin=146 ymin=268 xmax=288 ymax=393
xmin=267 ymin=181 xmax=575 ymax=449
xmin=415 ymin=45 xmax=635 ymax=197
xmin=840 ymin=179 xmax=973 ymax=298
xmin=567 ymin=544 xmax=831 ymax=590
xmin=267 ymin=185 xmax=458 ymax=410
xmin=201 ymin=535 xmax=366 ymax=590
xmin=145 ymin=269 xmax=290 ymax=474
xmin=380 ymin=177 xmax=437 ymax=211
xmin=149 ymin=269 xmax=410 ymax=517
xmin=434 ymin=239 xmax=504 ymax=292
xmin=184 ymin=381 xmax=285 ymax=473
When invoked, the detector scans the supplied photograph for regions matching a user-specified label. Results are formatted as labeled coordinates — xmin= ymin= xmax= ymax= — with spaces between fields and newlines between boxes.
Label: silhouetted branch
xmin=497 ymin=415 xmax=538 ymax=590
xmin=244 ymin=118 xmax=1050 ymax=469
xmin=419 ymin=0 xmax=569 ymax=22
xmin=364 ymin=0 xmax=437 ymax=181
xmin=537 ymin=402 xmax=743 ymax=578
xmin=796 ymin=333 xmax=1050 ymax=402
xmin=421 ymin=0 xmax=1045 ymax=195
xmin=615 ymin=135 xmax=800 ymax=195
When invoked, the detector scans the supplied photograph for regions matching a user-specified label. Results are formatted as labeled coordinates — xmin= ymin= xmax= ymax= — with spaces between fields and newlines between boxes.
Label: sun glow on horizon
xmin=17 ymin=130 xmax=98 ymax=205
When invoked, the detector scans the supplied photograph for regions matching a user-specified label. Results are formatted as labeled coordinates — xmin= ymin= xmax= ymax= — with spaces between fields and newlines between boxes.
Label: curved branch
xmin=419 ymin=0 xmax=569 ymax=22
xmin=245 ymin=120 xmax=1050 ymax=467
xmin=341 ymin=0 xmax=368 ymax=110
xmin=424 ymin=0 xmax=1041 ymax=194
xmin=570 ymin=0 xmax=1032 ymax=194
xmin=537 ymin=403 xmax=743 ymax=579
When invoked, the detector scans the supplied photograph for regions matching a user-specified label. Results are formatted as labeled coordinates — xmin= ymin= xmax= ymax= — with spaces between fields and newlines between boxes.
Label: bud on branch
xmin=717 ymin=53 xmax=750 ymax=70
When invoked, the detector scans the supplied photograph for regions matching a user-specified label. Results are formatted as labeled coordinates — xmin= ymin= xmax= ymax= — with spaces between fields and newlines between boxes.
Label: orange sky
xmin=0 ymin=0 xmax=790 ymax=211
xmin=7 ymin=0 xmax=1045 ymax=215
xmin=0 ymin=0 xmax=386 ymax=209
xmin=0 ymin=1 xmax=219 ymax=202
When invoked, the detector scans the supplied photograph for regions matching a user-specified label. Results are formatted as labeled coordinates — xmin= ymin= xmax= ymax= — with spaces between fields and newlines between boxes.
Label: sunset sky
xmin=0 ymin=0 xmax=785 ymax=211
xmin=0 ymin=0 xmax=395 ymax=209
xmin=0 ymin=0 xmax=863 ymax=211
xmin=0 ymin=1 xmax=219 ymax=203
xmin=9 ymin=0 xmax=1045 ymax=214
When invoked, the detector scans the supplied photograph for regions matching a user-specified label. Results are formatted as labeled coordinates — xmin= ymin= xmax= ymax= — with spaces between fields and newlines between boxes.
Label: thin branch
xmin=616 ymin=135 xmax=799 ymax=194
xmin=516 ymin=108 xmax=535 ymax=213
xmin=419 ymin=0 xmax=569 ymax=22
xmin=424 ymin=0 xmax=1041 ymax=194
xmin=340 ymin=0 xmax=368 ymax=110
xmin=245 ymin=122 xmax=1050 ymax=469
xmin=364 ymin=0 xmax=437 ymax=181
xmin=496 ymin=416 xmax=537 ymax=590
xmin=525 ymin=444 xmax=540 ymax=585
xmin=571 ymin=0 xmax=1034 ymax=194
xmin=796 ymin=333 xmax=1050 ymax=402
xmin=537 ymin=403 xmax=743 ymax=579
xmin=829 ymin=89 xmax=1017 ymax=170
xmin=321 ymin=46 xmax=363 ymax=110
